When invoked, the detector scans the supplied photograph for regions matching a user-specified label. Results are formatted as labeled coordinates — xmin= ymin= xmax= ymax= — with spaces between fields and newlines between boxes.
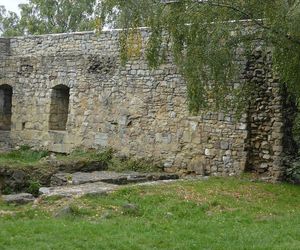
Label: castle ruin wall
xmin=0 ymin=30 xmax=289 ymax=180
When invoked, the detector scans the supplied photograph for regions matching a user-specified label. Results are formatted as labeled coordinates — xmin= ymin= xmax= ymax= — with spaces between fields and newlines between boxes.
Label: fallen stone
xmin=54 ymin=206 xmax=72 ymax=218
xmin=122 ymin=203 xmax=139 ymax=214
xmin=0 ymin=210 xmax=16 ymax=217
xmin=165 ymin=212 xmax=174 ymax=218
xmin=40 ymin=181 xmax=119 ymax=198
xmin=39 ymin=187 xmax=51 ymax=195
xmin=101 ymin=210 xmax=113 ymax=219
xmin=50 ymin=171 xmax=179 ymax=186
xmin=2 ymin=193 xmax=35 ymax=205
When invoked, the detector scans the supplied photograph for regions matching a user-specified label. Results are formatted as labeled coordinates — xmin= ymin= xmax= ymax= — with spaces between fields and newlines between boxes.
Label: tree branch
xmin=162 ymin=0 xmax=300 ymax=46
xmin=206 ymin=1 xmax=300 ymax=46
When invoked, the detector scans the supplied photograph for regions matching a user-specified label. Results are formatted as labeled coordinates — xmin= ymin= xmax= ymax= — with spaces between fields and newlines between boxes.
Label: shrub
xmin=2 ymin=186 xmax=13 ymax=195
xmin=26 ymin=180 xmax=41 ymax=197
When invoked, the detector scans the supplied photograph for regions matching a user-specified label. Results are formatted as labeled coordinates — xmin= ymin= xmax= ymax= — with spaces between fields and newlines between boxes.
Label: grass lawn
xmin=0 ymin=177 xmax=299 ymax=250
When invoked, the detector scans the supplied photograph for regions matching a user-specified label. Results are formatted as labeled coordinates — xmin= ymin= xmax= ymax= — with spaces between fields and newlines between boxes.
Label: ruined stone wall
xmin=245 ymin=47 xmax=292 ymax=180
xmin=0 ymin=30 xmax=289 ymax=179
xmin=0 ymin=39 xmax=11 ymax=146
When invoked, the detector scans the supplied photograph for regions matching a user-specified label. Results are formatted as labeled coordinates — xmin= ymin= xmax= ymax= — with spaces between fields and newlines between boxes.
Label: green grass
xmin=0 ymin=177 xmax=299 ymax=249
xmin=0 ymin=145 xmax=49 ymax=168
xmin=55 ymin=148 xmax=114 ymax=163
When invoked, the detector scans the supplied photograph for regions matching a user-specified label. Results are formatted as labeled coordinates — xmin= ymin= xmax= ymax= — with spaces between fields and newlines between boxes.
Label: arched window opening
xmin=0 ymin=84 xmax=12 ymax=131
xmin=49 ymin=84 xmax=70 ymax=131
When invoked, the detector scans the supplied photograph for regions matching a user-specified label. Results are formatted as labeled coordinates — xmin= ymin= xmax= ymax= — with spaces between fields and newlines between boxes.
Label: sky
xmin=0 ymin=0 xmax=28 ymax=15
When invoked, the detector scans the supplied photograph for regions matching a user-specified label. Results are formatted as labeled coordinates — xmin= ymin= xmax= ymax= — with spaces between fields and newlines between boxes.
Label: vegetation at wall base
xmin=0 ymin=178 xmax=299 ymax=249
xmin=0 ymin=146 xmax=162 ymax=194
xmin=55 ymin=147 xmax=162 ymax=173
xmin=0 ymin=145 xmax=49 ymax=167
xmin=0 ymin=146 xmax=159 ymax=172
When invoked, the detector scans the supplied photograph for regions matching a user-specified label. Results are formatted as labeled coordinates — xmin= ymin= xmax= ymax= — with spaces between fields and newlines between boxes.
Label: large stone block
xmin=95 ymin=133 xmax=109 ymax=147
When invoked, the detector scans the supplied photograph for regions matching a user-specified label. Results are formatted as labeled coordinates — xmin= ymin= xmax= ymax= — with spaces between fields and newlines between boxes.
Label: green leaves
xmin=2 ymin=0 xmax=300 ymax=113
xmin=0 ymin=0 xmax=98 ymax=36
xmin=101 ymin=0 xmax=300 ymax=113
xmin=18 ymin=0 xmax=98 ymax=34
xmin=0 ymin=6 xmax=22 ymax=37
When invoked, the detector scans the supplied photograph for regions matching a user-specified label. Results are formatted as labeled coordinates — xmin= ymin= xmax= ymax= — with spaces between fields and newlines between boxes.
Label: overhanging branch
xmin=161 ymin=0 xmax=300 ymax=46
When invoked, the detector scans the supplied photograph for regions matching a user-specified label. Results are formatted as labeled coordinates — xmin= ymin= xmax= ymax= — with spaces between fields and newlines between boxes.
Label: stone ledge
xmin=2 ymin=193 xmax=35 ymax=205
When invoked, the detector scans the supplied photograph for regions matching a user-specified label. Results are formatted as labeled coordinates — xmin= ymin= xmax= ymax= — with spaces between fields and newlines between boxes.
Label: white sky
xmin=0 ymin=0 xmax=28 ymax=15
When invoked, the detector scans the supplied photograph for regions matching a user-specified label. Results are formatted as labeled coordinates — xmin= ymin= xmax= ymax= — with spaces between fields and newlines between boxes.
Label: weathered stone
xmin=94 ymin=133 xmax=108 ymax=146
xmin=50 ymin=171 xmax=179 ymax=186
xmin=54 ymin=206 xmax=73 ymax=218
xmin=187 ymin=156 xmax=205 ymax=175
xmin=220 ymin=141 xmax=229 ymax=150
xmin=223 ymin=156 xmax=231 ymax=165
xmin=205 ymin=149 xmax=216 ymax=157
xmin=259 ymin=163 xmax=268 ymax=169
xmin=122 ymin=203 xmax=139 ymax=214
xmin=2 ymin=193 xmax=35 ymax=204
xmin=39 ymin=181 xmax=119 ymax=197
xmin=236 ymin=123 xmax=247 ymax=130
xmin=263 ymin=154 xmax=271 ymax=160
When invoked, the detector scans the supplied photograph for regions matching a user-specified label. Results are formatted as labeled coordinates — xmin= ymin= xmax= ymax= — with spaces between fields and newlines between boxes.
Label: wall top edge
xmin=3 ymin=27 xmax=151 ymax=40
xmin=2 ymin=18 xmax=261 ymax=40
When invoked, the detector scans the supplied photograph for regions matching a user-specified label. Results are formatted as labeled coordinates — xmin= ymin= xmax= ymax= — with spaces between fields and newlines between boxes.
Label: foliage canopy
xmin=0 ymin=6 xmax=21 ymax=37
xmin=0 ymin=0 xmax=98 ymax=36
xmin=101 ymin=0 xmax=300 ymax=113
xmin=1 ymin=1 xmax=300 ymax=113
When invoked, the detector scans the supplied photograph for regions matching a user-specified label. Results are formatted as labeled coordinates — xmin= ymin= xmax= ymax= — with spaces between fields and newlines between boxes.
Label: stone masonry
xmin=0 ymin=29 xmax=293 ymax=181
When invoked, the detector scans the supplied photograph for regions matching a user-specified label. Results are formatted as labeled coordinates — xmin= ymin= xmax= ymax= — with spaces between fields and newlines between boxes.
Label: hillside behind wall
xmin=0 ymin=30 xmax=291 ymax=180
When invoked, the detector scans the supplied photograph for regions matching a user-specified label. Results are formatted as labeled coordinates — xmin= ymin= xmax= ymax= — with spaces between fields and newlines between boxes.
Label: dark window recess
xmin=49 ymin=84 xmax=70 ymax=131
xmin=0 ymin=84 xmax=12 ymax=131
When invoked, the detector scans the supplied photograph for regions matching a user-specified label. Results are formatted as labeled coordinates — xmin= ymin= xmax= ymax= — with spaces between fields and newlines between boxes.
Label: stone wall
xmin=245 ymin=47 xmax=293 ymax=180
xmin=0 ymin=30 xmax=291 ymax=180
xmin=0 ymin=39 xmax=11 ymax=147
xmin=49 ymin=85 xmax=70 ymax=131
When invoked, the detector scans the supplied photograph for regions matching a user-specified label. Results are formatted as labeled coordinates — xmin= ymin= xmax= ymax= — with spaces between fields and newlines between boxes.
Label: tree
xmin=101 ymin=0 xmax=300 ymax=113
xmin=0 ymin=0 xmax=99 ymax=37
xmin=0 ymin=6 xmax=22 ymax=37
xmin=18 ymin=0 xmax=98 ymax=34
